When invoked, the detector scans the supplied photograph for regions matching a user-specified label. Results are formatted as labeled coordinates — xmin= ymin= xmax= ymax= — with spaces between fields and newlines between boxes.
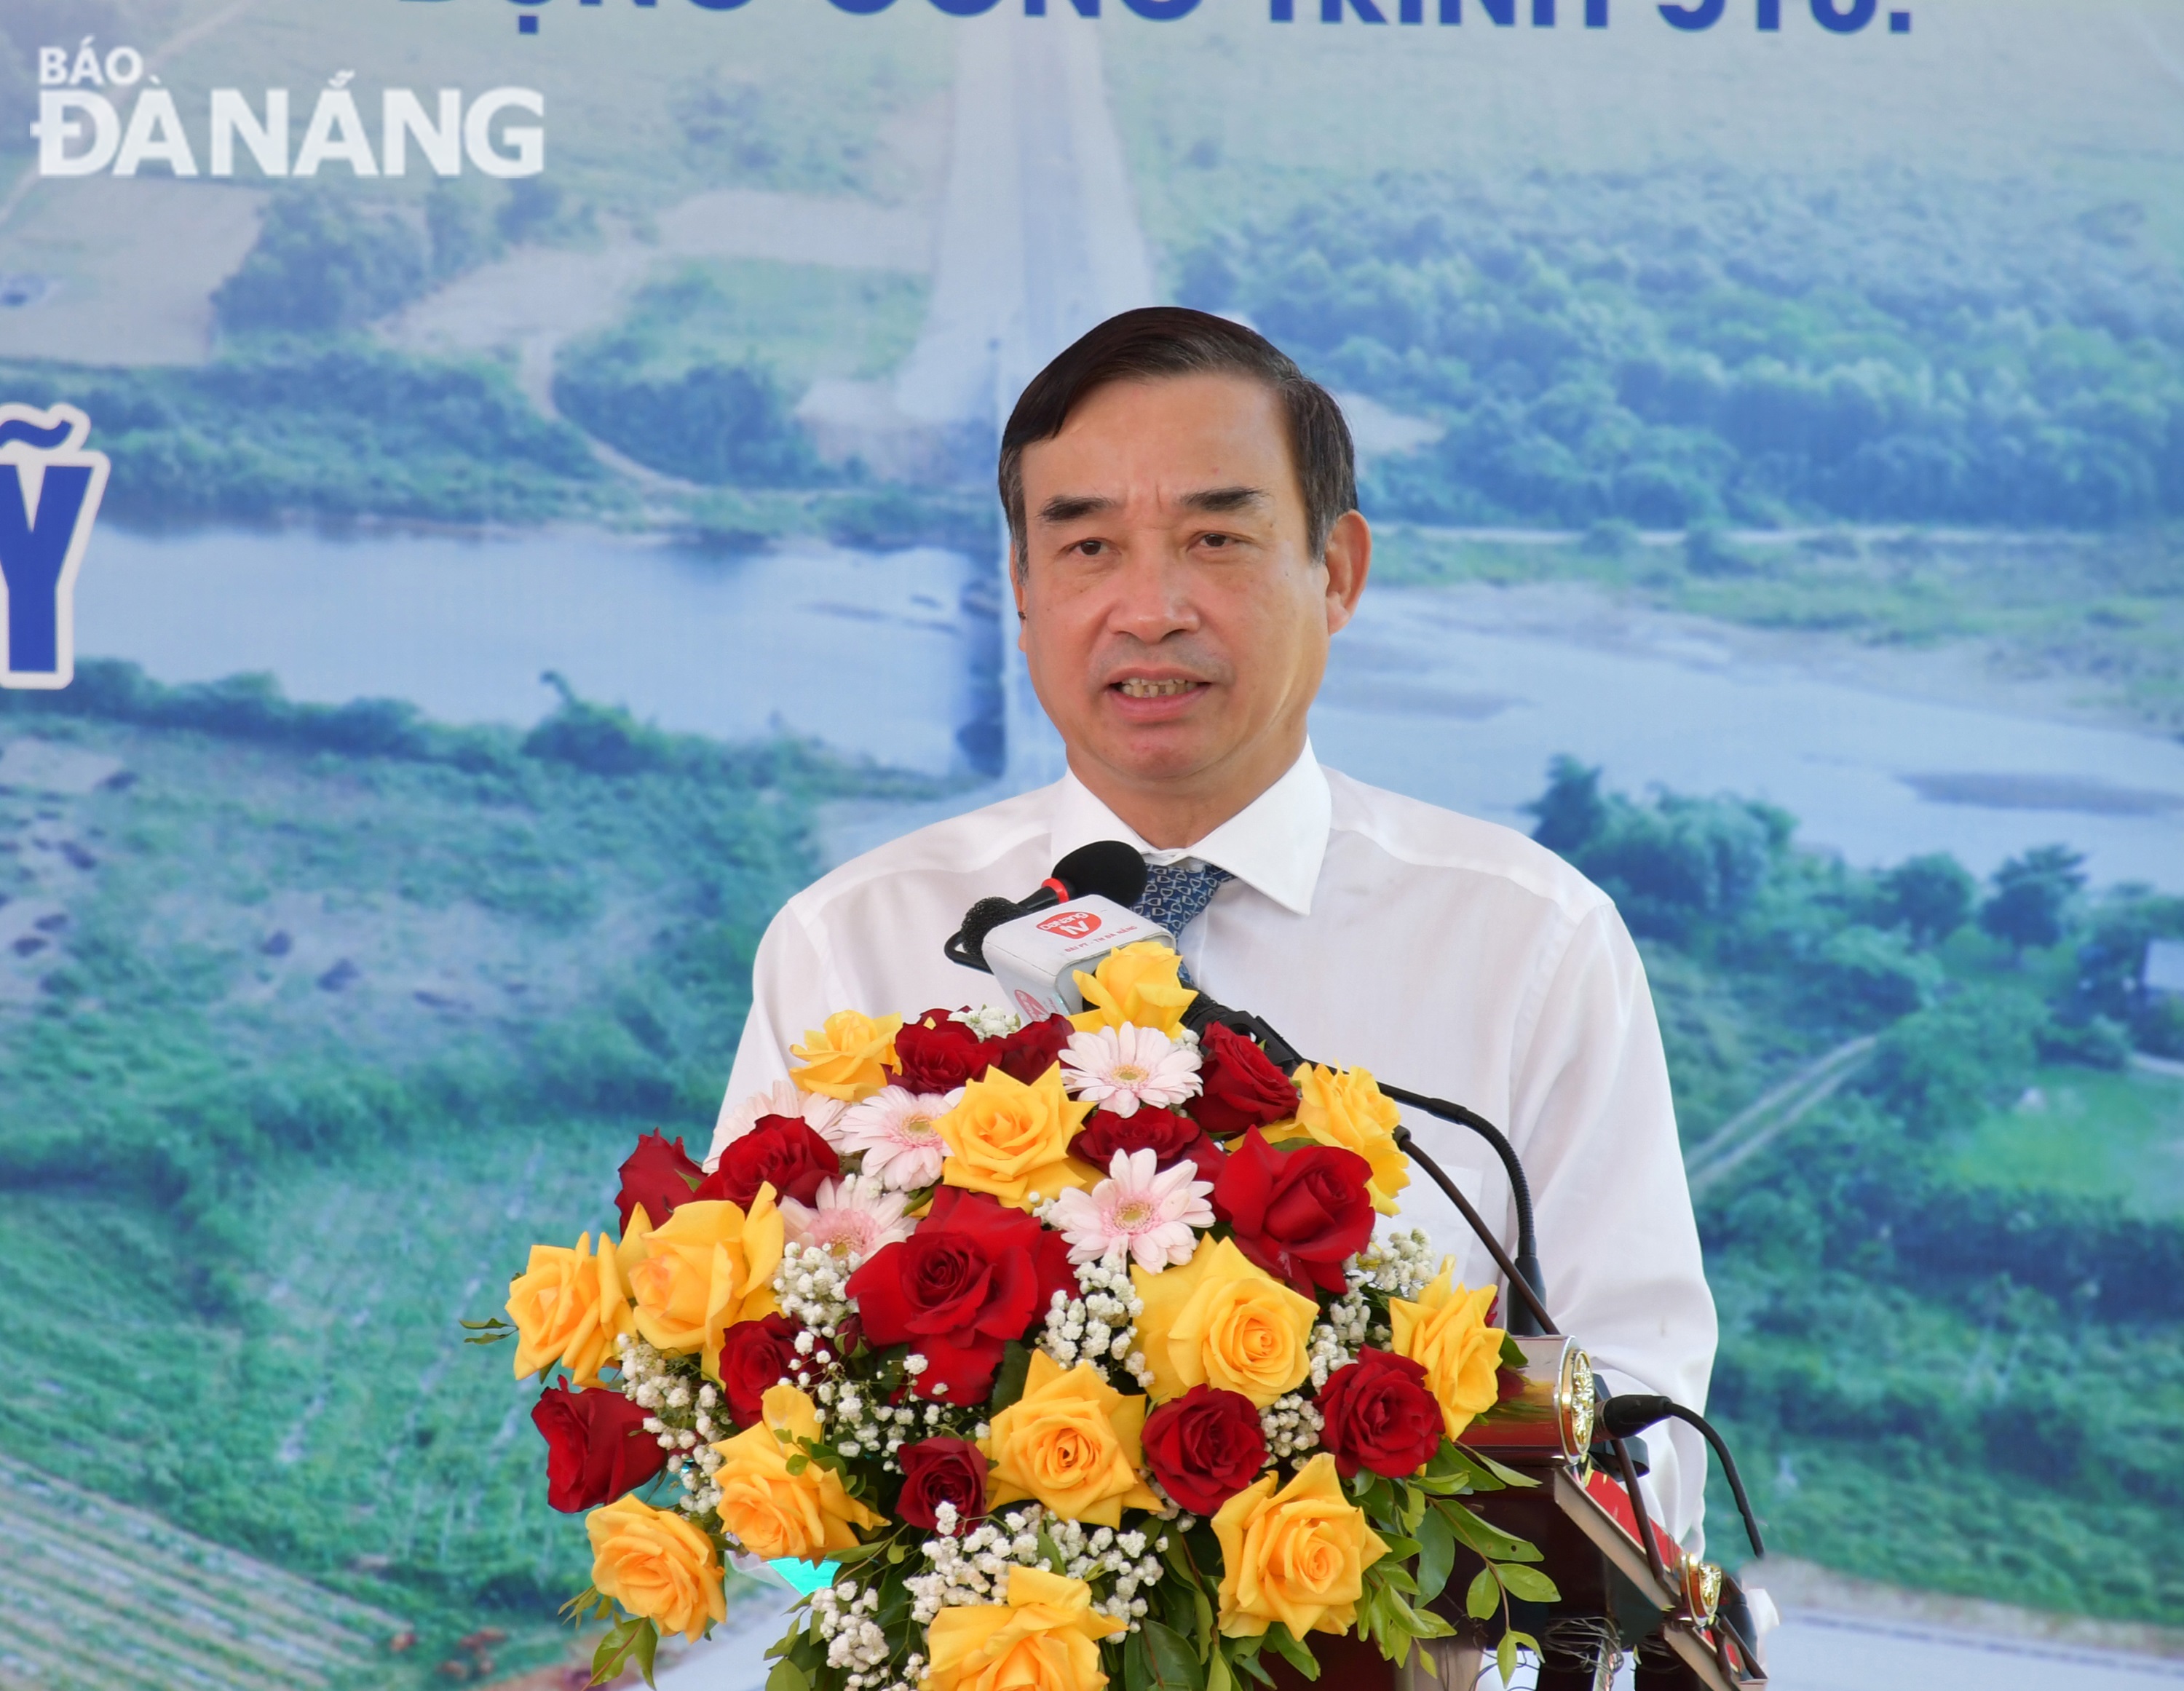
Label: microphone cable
xmin=1597 ymin=1393 xmax=1766 ymax=1562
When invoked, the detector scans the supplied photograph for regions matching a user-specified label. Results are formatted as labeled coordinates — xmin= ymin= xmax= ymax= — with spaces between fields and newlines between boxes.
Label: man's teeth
xmin=1118 ymin=679 xmax=1196 ymax=698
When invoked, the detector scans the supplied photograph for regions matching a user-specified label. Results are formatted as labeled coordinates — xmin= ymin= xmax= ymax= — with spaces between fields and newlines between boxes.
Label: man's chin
xmin=1078 ymin=719 xmax=1228 ymax=786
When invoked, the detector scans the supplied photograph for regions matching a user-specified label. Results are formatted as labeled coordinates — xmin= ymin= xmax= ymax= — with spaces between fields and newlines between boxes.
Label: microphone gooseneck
xmin=1181 ymin=991 xmax=1556 ymax=1337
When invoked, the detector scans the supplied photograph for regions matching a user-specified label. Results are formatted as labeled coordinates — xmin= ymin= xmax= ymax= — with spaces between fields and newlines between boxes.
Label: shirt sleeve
xmin=1508 ymin=899 xmax=1720 ymax=1551
xmin=710 ymin=899 xmax=828 ymax=1165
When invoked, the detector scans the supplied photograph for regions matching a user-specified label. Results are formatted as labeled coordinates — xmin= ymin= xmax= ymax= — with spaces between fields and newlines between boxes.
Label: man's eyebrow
xmin=1180 ymin=485 xmax=1272 ymax=515
xmin=1037 ymin=493 xmax=1118 ymax=525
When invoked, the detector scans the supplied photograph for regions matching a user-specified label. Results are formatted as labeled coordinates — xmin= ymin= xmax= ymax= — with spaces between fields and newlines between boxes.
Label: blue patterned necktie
xmin=1133 ymin=860 xmax=1233 ymax=986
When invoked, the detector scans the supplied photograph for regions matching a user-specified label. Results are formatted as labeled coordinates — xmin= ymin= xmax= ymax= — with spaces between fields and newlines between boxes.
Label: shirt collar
xmin=1045 ymin=742 xmax=1332 ymax=917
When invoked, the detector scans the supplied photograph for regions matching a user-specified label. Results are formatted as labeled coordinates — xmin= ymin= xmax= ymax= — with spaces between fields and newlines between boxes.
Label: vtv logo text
xmin=0 ymin=405 xmax=109 ymax=689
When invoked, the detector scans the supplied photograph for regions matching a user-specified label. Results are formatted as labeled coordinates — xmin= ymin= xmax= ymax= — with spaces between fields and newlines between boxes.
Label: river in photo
xmin=67 ymin=527 xmax=2184 ymax=890
xmin=76 ymin=526 xmax=1000 ymax=777
xmin=1312 ymin=585 xmax=2184 ymax=892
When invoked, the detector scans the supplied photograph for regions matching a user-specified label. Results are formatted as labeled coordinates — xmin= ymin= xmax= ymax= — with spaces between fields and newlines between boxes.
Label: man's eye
xmin=1075 ymin=539 xmax=1108 ymax=557
xmin=1199 ymin=532 xmax=1235 ymax=549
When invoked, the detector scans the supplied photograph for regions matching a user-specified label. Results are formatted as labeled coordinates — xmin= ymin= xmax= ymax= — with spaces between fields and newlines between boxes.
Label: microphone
xmin=944 ymin=841 xmax=1148 ymax=973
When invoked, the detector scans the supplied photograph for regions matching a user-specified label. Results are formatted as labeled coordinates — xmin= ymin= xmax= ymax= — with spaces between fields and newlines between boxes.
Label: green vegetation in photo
xmin=1524 ymin=758 xmax=2184 ymax=1623
xmin=553 ymin=260 xmax=930 ymax=488
xmin=0 ymin=346 xmax=614 ymax=528
xmin=0 ymin=665 xmax=939 ymax=1679
xmin=1175 ymin=169 xmax=2184 ymax=530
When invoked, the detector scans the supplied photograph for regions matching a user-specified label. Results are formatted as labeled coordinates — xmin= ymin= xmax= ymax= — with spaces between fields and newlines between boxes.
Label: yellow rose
xmin=937 ymin=1064 xmax=1099 ymax=1210
xmin=507 ymin=1230 xmax=631 ymax=1387
xmin=982 ymin=1352 xmax=1161 ymax=1526
xmin=1131 ymin=1236 xmax=1316 ymax=1408
xmin=1389 ymin=1265 xmax=1504 ymax=1441
xmin=1069 ymin=940 xmax=1195 ymax=1037
xmin=586 ymin=1493 xmax=727 ymax=1644
xmin=1289 ymin=1064 xmax=1409 ymax=1215
xmin=923 ymin=1566 xmax=1125 ymax=1691
xmin=628 ymin=1193 xmax=785 ymax=1380
xmin=791 ymin=1009 xmax=904 ymax=1102
xmin=1211 ymin=1453 xmax=1389 ymax=1640
xmin=710 ymin=1384 xmax=886 ymax=1561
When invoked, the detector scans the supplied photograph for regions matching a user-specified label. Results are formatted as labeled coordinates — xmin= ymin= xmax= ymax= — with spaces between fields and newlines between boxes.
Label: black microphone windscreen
xmin=1052 ymin=840 xmax=1147 ymax=908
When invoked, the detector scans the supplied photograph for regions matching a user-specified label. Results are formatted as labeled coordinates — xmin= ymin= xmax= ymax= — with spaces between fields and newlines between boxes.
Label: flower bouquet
xmin=480 ymin=940 xmax=1559 ymax=1691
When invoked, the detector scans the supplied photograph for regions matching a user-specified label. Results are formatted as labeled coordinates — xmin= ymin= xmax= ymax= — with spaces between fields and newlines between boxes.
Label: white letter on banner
xmin=39 ymin=48 xmax=70 ymax=86
xmin=104 ymin=47 xmax=144 ymax=86
xmin=295 ymin=87 xmax=380 ymax=176
xmin=464 ymin=88 xmax=543 ymax=178
xmin=383 ymin=89 xmax=462 ymax=176
xmin=69 ymin=40 xmax=104 ymax=86
xmin=32 ymin=92 xmax=120 ymax=176
xmin=113 ymin=89 xmax=199 ymax=176
xmin=210 ymin=89 xmax=290 ymax=177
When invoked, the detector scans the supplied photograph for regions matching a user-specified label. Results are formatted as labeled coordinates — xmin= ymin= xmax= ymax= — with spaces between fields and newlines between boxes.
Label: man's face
xmin=1013 ymin=373 xmax=1368 ymax=812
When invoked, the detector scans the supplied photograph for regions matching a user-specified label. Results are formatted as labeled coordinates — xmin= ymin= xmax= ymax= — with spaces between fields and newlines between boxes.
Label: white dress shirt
xmin=715 ymin=743 xmax=1718 ymax=1545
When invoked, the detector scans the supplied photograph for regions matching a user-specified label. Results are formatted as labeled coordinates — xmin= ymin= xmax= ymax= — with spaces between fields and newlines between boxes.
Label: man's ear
xmin=1011 ymin=547 xmax=1031 ymax=648
xmin=1322 ymin=510 xmax=1371 ymax=635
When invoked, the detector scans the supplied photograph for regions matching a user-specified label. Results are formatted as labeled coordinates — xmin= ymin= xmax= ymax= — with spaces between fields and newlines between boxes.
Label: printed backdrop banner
xmin=1 ymin=1 xmax=2182 ymax=1686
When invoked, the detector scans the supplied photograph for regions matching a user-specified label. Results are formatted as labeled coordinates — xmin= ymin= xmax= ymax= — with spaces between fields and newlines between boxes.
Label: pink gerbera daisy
xmin=1048 ymin=1148 xmax=1215 ymax=1272
xmin=714 ymin=1079 xmax=848 ymax=1159
xmin=781 ymin=1175 xmax=915 ymax=1261
xmin=1059 ymin=1024 xmax=1200 ymax=1118
xmin=835 ymin=1085 xmax=962 ymax=1189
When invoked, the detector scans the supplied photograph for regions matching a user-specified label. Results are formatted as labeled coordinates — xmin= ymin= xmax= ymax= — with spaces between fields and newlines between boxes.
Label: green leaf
xmin=989 ymin=1342 xmax=1034 ymax=1413
xmin=1228 ymin=1647 xmax=1275 ymax=1689
xmin=591 ymin=1617 xmax=661 ymax=1688
xmin=1497 ymin=1632 xmax=1518 ymax=1686
xmin=1137 ymin=1620 xmax=1204 ymax=1691
xmin=786 ymin=1454 xmax=810 ymax=1476
xmin=1398 ymin=1484 xmax=1428 ymax=1536
xmin=630 ymin=1619 xmax=660 ymax=1689
xmin=1206 ymin=1646 xmax=1235 ymax=1691
xmin=459 ymin=1317 xmax=513 ymax=1331
xmin=1377 ymin=1535 xmax=1423 ymax=1562
xmin=1414 ymin=1504 xmax=1455 ymax=1603
xmin=1492 ymin=1563 xmax=1561 ymax=1604
xmin=1261 ymin=1625 xmax=1318 ymax=1682
xmin=1459 ymin=1448 xmax=1537 ymax=1489
xmin=828 ymin=1539 xmax=888 ymax=1564
xmin=1192 ymin=1586 xmax=1214 ymax=1653
xmin=1440 ymin=1502 xmax=1543 ymax=1564
xmin=1463 ymin=1567 xmax=1500 ymax=1622
xmin=1498 ymin=1332 xmax=1529 ymax=1369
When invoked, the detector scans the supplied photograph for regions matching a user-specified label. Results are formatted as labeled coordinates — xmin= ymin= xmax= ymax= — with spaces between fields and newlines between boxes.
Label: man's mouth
xmin=1115 ymin=678 xmax=1202 ymax=698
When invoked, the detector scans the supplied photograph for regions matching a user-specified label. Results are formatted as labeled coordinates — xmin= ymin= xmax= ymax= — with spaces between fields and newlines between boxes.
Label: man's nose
xmin=1104 ymin=547 xmax=1199 ymax=644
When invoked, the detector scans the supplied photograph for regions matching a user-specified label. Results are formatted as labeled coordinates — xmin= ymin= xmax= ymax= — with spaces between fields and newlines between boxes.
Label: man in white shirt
xmin=714 ymin=307 xmax=1717 ymax=1545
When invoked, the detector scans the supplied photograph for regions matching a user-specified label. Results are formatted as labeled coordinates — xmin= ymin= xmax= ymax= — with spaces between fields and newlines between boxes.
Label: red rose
xmin=1140 ymin=1385 xmax=1267 ymax=1516
xmin=531 ymin=1377 xmax=668 ymax=1512
xmin=716 ymin=1312 xmax=803 ymax=1427
xmin=1072 ymin=1106 xmax=1227 ymax=1179
xmin=614 ymin=1130 xmax=704 ymax=1234
xmin=1212 ymin=1128 xmax=1374 ymax=1296
xmin=993 ymin=1015 xmax=1073 ymax=1085
xmin=894 ymin=1008 xmax=1002 ymax=1093
xmin=1317 ymin=1348 xmax=1444 ymax=1480
xmin=845 ymin=1187 xmax=1074 ymax=1402
xmin=1192 ymin=1022 xmax=1298 ymax=1136
xmin=695 ymin=1116 xmax=839 ymax=1209
xmin=895 ymin=1437 xmax=990 ymax=1532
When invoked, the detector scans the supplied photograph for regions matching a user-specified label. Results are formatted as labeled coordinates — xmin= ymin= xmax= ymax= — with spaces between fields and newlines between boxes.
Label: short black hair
xmin=998 ymin=306 xmax=1357 ymax=574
